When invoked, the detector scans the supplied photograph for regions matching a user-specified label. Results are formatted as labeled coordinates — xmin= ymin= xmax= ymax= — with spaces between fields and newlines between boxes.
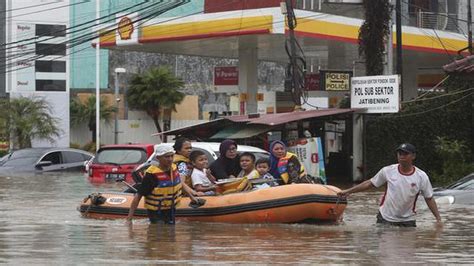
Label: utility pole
xmin=283 ymin=0 xmax=303 ymax=108
xmin=468 ymin=0 xmax=473 ymax=54
xmin=395 ymin=0 xmax=403 ymax=100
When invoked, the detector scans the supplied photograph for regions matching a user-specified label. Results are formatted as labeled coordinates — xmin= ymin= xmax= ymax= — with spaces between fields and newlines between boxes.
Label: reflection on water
xmin=0 ymin=173 xmax=473 ymax=264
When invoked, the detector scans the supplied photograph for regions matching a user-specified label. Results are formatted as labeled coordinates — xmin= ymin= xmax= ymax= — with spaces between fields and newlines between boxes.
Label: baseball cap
xmin=396 ymin=143 xmax=416 ymax=154
xmin=154 ymin=144 xmax=175 ymax=157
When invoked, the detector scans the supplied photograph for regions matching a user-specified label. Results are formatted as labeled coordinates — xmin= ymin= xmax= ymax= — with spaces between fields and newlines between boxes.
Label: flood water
xmin=1 ymin=172 xmax=473 ymax=264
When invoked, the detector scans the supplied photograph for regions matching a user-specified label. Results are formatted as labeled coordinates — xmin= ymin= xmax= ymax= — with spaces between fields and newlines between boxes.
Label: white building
xmin=5 ymin=0 xmax=70 ymax=147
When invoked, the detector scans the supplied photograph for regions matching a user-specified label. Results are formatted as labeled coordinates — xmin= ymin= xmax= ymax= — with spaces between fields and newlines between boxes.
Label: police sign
xmin=320 ymin=70 xmax=352 ymax=91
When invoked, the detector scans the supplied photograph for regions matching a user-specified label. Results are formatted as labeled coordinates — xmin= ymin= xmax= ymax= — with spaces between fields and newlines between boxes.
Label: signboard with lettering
xmin=351 ymin=75 xmax=399 ymax=113
xmin=14 ymin=23 xmax=36 ymax=92
xmin=320 ymin=70 xmax=352 ymax=91
xmin=214 ymin=66 xmax=239 ymax=86
xmin=287 ymin=137 xmax=326 ymax=184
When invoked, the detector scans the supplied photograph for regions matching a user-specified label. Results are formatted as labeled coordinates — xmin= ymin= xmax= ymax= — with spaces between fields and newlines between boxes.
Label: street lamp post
xmin=114 ymin=68 xmax=126 ymax=144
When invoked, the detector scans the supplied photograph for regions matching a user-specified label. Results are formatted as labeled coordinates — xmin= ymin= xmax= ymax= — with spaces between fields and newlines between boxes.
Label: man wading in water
xmin=338 ymin=143 xmax=442 ymax=227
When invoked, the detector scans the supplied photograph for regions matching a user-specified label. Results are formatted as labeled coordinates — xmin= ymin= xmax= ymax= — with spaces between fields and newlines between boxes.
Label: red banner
xmin=214 ymin=66 xmax=239 ymax=86
xmin=305 ymin=73 xmax=321 ymax=91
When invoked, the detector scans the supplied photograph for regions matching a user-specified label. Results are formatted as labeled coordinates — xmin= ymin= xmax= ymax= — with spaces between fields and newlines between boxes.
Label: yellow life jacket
xmin=277 ymin=152 xmax=306 ymax=184
xmin=144 ymin=164 xmax=182 ymax=211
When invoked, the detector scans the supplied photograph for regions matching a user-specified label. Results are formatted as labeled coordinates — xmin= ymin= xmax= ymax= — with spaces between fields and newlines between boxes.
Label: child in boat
xmin=190 ymin=150 xmax=216 ymax=196
xmin=237 ymin=152 xmax=259 ymax=180
xmin=254 ymin=157 xmax=278 ymax=188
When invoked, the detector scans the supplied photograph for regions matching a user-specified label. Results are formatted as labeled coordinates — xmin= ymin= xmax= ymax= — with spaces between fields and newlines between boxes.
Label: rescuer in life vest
xmin=127 ymin=144 xmax=183 ymax=224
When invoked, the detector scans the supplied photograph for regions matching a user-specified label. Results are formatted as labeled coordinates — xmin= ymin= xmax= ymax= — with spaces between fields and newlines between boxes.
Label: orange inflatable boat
xmin=78 ymin=184 xmax=347 ymax=224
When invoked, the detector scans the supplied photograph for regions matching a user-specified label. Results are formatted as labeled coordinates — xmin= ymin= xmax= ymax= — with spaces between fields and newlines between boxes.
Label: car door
xmin=37 ymin=151 xmax=63 ymax=171
xmin=62 ymin=151 xmax=92 ymax=171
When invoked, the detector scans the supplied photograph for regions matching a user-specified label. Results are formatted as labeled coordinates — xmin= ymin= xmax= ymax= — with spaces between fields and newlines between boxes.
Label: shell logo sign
xmin=115 ymin=13 xmax=138 ymax=46
xmin=118 ymin=16 xmax=134 ymax=40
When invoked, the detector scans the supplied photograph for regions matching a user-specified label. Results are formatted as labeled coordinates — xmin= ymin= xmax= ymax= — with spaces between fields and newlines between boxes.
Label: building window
xmin=35 ymin=60 xmax=66 ymax=73
xmin=36 ymin=24 xmax=66 ymax=37
xmin=36 ymin=80 xmax=66 ymax=91
xmin=36 ymin=43 xmax=66 ymax=56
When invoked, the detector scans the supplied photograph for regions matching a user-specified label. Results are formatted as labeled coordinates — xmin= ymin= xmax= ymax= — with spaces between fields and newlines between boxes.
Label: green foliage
xmin=0 ymin=96 xmax=61 ymax=149
xmin=127 ymin=66 xmax=185 ymax=133
xmin=365 ymin=82 xmax=473 ymax=184
xmin=81 ymin=142 xmax=97 ymax=154
xmin=432 ymin=137 xmax=474 ymax=185
xmin=70 ymin=95 xmax=117 ymax=143
xmin=359 ymin=0 xmax=391 ymax=75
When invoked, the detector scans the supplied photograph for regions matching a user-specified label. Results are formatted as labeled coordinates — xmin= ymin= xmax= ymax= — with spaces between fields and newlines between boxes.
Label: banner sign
xmin=287 ymin=137 xmax=326 ymax=184
xmin=350 ymin=75 xmax=399 ymax=113
xmin=320 ymin=70 xmax=352 ymax=91
xmin=214 ymin=66 xmax=238 ymax=86
xmin=304 ymin=73 xmax=320 ymax=91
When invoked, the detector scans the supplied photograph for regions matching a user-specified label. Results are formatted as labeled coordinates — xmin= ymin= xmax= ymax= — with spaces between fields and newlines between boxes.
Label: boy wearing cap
xmin=127 ymin=144 xmax=182 ymax=224
xmin=338 ymin=143 xmax=442 ymax=227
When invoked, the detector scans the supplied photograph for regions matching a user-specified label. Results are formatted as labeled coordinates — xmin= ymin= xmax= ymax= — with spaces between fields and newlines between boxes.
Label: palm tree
xmin=0 ymin=96 xmax=61 ymax=149
xmin=359 ymin=0 xmax=391 ymax=75
xmin=70 ymin=95 xmax=116 ymax=143
xmin=127 ymin=67 xmax=185 ymax=135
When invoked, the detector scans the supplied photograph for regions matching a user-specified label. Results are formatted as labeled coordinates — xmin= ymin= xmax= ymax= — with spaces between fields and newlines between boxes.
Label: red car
xmin=87 ymin=144 xmax=155 ymax=183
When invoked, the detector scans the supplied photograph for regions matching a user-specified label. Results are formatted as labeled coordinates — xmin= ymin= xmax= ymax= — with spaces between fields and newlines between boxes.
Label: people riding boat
xmin=127 ymin=144 xmax=182 ymax=224
xmin=172 ymin=137 xmax=205 ymax=197
xmin=269 ymin=140 xmax=306 ymax=185
xmin=209 ymin=139 xmax=241 ymax=181
xmin=190 ymin=150 xmax=217 ymax=196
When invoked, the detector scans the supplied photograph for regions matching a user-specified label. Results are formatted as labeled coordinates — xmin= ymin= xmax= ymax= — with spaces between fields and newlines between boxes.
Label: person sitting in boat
xmin=209 ymin=139 xmax=241 ymax=181
xmin=237 ymin=152 xmax=259 ymax=180
xmin=127 ymin=144 xmax=183 ymax=224
xmin=269 ymin=140 xmax=306 ymax=185
xmin=173 ymin=137 xmax=205 ymax=197
xmin=190 ymin=150 xmax=217 ymax=196
xmin=254 ymin=158 xmax=279 ymax=188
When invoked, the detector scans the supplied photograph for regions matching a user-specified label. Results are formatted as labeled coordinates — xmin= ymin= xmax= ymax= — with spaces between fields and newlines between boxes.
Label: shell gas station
xmin=95 ymin=0 xmax=469 ymax=181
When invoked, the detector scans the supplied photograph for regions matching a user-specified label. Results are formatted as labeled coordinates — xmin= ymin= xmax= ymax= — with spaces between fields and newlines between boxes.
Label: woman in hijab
xmin=269 ymin=140 xmax=306 ymax=185
xmin=209 ymin=139 xmax=241 ymax=180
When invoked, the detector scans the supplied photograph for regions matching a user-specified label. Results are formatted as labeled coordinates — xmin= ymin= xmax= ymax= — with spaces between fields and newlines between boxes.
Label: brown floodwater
xmin=0 ymin=173 xmax=473 ymax=264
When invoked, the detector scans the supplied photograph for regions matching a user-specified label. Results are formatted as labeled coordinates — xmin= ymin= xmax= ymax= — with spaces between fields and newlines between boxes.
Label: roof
xmin=443 ymin=55 xmax=474 ymax=74
xmin=161 ymin=108 xmax=357 ymax=138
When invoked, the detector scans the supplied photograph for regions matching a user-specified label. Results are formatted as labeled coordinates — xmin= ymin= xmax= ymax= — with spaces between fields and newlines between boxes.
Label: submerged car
xmin=0 ymin=147 xmax=93 ymax=176
xmin=87 ymin=144 xmax=155 ymax=183
xmin=433 ymin=173 xmax=474 ymax=205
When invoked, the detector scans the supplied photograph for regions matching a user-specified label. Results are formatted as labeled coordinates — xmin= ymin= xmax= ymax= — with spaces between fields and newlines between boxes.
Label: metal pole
xmin=286 ymin=0 xmax=302 ymax=108
xmin=385 ymin=0 xmax=394 ymax=75
xmin=95 ymin=0 xmax=101 ymax=150
xmin=468 ymin=0 xmax=473 ymax=54
xmin=114 ymin=72 xmax=119 ymax=144
xmin=396 ymin=0 xmax=403 ymax=100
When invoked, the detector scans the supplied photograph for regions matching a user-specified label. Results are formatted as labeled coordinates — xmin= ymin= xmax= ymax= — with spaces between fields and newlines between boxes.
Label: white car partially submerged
xmin=148 ymin=142 xmax=269 ymax=164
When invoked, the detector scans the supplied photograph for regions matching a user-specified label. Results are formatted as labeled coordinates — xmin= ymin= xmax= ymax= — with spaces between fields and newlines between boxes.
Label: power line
xmin=2 ymin=1 xmax=189 ymax=74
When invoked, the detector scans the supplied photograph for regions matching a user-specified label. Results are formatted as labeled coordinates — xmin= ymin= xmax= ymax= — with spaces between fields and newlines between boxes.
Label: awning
xmin=210 ymin=125 xmax=269 ymax=139
xmin=159 ymin=108 xmax=358 ymax=138
xmin=247 ymin=108 xmax=357 ymax=126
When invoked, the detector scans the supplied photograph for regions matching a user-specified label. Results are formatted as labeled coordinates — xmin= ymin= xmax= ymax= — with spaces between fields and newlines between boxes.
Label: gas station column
xmin=238 ymin=37 xmax=258 ymax=114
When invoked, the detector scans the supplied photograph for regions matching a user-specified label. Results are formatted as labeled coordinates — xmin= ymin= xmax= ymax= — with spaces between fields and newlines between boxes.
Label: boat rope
xmin=322 ymin=185 xmax=343 ymax=221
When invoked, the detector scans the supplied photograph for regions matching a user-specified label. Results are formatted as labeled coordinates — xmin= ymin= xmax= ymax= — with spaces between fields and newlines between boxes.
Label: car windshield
xmin=446 ymin=174 xmax=474 ymax=190
xmin=95 ymin=149 xmax=147 ymax=165
xmin=2 ymin=157 xmax=38 ymax=167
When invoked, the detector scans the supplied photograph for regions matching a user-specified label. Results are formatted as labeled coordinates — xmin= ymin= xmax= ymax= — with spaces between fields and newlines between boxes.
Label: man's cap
xmin=154 ymin=144 xmax=175 ymax=157
xmin=396 ymin=143 xmax=416 ymax=154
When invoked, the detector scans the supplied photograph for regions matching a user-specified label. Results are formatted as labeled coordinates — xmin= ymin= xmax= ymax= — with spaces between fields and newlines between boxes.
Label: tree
xmin=359 ymin=0 xmax=391 ymax=75
xmin=0 ymin=96 xmax=61 ymax=149
xmin=70 ymin=95 xmax=116 ymax=143
xmin=127 ymin=67 xmax=185 ymax=135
